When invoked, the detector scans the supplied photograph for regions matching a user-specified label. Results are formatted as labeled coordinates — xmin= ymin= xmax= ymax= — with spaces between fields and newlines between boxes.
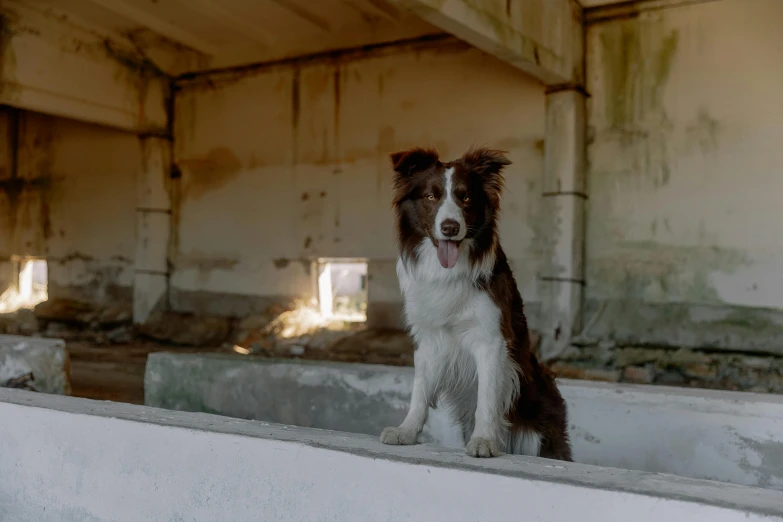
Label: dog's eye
xmin=426 ymin=194 xmax=435 ymax=201
xmin=463 ymin=195 xmax=471 ymax=203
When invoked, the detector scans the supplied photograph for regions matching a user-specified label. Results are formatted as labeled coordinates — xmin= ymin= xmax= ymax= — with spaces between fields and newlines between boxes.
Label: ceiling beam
xmin=86 ymin=0 xmax=218 ymax=56
xmin=389 ymin=0 xmax=584 ymax=86
xmin=0 ymin=1 xmax=169 ymax=134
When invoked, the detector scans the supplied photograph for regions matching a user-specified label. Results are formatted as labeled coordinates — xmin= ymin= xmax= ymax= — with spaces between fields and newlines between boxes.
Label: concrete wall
xmin=145 ymin=354 xmax=783 ymax=492
xmin=172 ymin=37 xmax=546 ymax=326
xmin=0 ymin=109 xmax=139 ymax=305
xmin=584 ymin=0 xmax=783 ymax=353
xmin=3 ymin=388 xmax=782 ymax=522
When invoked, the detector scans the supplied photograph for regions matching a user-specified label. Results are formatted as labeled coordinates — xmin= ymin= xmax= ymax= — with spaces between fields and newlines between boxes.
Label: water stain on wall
xmin=175 ymin=251 xmax=239 ymax=285
xmin=588 ymin=241 xmax=749 ymax=305
xmin=596 ymin=17 xmax=680 ymax=188
xmin=684 ymin=109 xmax=721 ymax=156
xmin=177 ymin=147 xmax=242 ymax=200
xmin=599 ymin=20 xmax=679 ymax=131
xmin=0 ymin=110 xmax=56 ymax=257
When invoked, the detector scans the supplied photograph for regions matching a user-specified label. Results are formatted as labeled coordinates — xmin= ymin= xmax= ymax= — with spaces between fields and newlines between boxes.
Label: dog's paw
xmin=380 ymin=427 xmax=418 ymax=445
xmin=466 ymin=437 xmax=500 ymax=458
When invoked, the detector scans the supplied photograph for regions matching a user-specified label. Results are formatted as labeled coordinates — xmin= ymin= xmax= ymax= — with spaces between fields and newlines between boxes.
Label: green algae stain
xmin=598 ymin=18 xmax=680 ymax=129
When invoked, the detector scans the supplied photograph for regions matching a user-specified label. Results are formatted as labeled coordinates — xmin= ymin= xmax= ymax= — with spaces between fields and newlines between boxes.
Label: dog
xmin=379 ymin=146 xmax=572 ymax=460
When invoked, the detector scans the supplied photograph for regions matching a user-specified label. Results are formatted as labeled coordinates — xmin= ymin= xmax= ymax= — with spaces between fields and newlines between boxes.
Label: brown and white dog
xmin=379 ymin=146 xmax=572 ymax=460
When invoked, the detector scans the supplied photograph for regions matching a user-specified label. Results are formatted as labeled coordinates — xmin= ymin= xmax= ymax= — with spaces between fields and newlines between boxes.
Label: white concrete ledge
xmin=1 ymin=388 xmax=781 ymax=522
xmin=146 ymin=354 xmax=783 ymax=491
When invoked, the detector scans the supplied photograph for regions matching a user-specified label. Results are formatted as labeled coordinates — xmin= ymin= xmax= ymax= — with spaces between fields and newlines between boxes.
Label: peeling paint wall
xmin=173 ymin=38 xmax=547 ymax=322
xmin=585 ymin=0 xmax=783 ymax=353
xmin=0 ymin=108 xmax=139 ymax=305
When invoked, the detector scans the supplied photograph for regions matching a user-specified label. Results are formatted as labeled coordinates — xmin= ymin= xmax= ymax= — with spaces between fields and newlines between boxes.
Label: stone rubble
xmin=0 ymin=297 xmax=781 ymax=394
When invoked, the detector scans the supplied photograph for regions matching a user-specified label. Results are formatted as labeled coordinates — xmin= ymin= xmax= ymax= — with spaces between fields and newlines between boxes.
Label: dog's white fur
xmin=434 ymin=168 xmax=467 ymax=242
xmin=380 ymin=173 xmax=541 ymax=457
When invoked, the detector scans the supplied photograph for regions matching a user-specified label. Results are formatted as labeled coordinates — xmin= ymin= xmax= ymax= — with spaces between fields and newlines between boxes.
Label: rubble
xmin=1 ymin=372 xmax=35 ymax=390
xmin=550 ymin=344 xmax=783 ymax=394
xmin=34 ymin=298 xmax=98 ymax=324
xmin=138 ymin=311 xmax=234 ymax=347
xmin=1 ymin=299 xmax=781 ymax=395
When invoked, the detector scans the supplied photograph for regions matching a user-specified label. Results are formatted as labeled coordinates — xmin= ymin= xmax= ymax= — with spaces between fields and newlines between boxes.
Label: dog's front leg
xmin=380 ymin=339 xmax=436 ymax=446
xmin=466 ymin=340 xmax=507 ymax=457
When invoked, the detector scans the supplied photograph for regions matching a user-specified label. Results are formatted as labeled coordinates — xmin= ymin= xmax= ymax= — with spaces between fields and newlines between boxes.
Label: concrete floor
xmin=67 ymin=342 xmax=222 ymax=404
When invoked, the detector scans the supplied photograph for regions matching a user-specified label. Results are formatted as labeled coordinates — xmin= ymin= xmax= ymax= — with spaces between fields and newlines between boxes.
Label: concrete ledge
xmin=0 ymin=334 xmax=70 ymax=394
xmin=1 ymin=388 xmax=782 ymax=522
xmin=146 ymin=353 xmax=783 ymax=491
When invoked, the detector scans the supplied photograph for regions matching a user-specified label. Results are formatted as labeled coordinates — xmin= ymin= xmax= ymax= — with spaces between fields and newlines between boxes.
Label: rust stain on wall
xmin=291 ymin=67 xmax=301 ymax=164
xmin=333 ymin=63 xmax=342 ymax=156
xmin=0 ymin=109 xmax=54 ymax=256
xmin=177 ymin=147 xmax=242 ymax=199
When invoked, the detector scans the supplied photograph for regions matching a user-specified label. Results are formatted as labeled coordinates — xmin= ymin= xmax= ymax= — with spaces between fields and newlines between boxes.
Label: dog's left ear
xmin=460 ymin=147 xmax=511 ymax=204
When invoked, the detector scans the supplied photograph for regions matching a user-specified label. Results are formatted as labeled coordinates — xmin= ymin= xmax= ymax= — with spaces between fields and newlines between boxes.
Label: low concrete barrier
xmin=145 ymin=353 xmax=783 ymax=491
xmin=0 ymin=334 xmax=70 ymax=394
xmin=1 ymin=388 xmax=781 ymax=522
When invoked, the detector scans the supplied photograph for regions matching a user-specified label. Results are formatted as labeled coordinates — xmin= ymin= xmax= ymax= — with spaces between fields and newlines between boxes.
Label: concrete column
xmin=0 ymin=108 xmax=16 ymax=295
xmin=538 ymin=88 xmax=587 ymax=361
xmin=133 ymin=136 xmax=172 ymax=324
xmin=0 ymin=261 xmax=15 ymax=295
xmin=365 ymin=259 xmax=404 ymax=330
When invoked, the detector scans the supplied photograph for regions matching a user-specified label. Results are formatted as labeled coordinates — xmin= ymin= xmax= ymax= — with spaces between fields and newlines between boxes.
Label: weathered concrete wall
xmin=3 ymin=388 xmax=782 ymax=522
xmin=0 ymin=108 xmax=139 ymax=305
xmin=145 ymin=353 xmax=783 ymax=492
xmin=0 ymin=109 xmax=15 ymax=291
xmin=584 ymin=0 xmax=783 ymax=354
xmin=0 ymin=0 xmax=169 ymax=133
xmin=172 ymin=37 xmax=546 ymax=325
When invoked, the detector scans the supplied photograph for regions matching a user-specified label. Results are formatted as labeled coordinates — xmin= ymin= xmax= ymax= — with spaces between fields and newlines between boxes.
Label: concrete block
xmin=145 ymin=353 xmax=783 ymax=492
xmin=0 ymin=335 xmax=71 ymax=394
xmin=2 ymin=388 xmax=781 ymax=522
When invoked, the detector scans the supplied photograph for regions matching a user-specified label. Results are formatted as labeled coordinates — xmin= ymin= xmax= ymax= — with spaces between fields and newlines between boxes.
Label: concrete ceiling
xmin=31 ymin=0 xmax=628 ymax=76
xmin=34 ymin=0 xmax=441 ymax=75
xmin=578 ymin=0 xmax=622 ymax=6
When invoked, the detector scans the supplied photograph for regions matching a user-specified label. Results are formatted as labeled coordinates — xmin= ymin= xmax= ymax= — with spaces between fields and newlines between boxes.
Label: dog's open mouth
xmin=435 ymin=239 xmax=460 ymax=269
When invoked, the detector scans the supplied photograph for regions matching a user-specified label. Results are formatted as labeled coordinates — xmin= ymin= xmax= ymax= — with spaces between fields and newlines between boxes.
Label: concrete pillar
xmin=0 ymin=261 xmax=15 ymax=295
xmin=538 ymin=88 xmax=587 ymax=361
xmin=366 ymin=259 xmax=404 ymax=330
xmin=133 ymin=136 xmax=172 ymax=324
xmin=0 ymin=108 xmax=16 ymax=295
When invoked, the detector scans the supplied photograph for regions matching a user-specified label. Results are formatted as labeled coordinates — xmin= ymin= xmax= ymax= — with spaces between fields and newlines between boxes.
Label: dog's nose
xmin=440 ymin=219 xmax=460 ymax=238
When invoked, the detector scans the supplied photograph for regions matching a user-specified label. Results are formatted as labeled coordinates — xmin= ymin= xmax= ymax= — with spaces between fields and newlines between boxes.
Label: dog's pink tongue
xmin=437 ymin=240 xmax=459 ymax=269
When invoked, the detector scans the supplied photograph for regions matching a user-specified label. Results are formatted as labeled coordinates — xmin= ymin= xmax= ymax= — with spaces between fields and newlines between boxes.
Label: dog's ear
xmin=459 ymin=147 xmax=511 ymax=206
xmin=460 ymin=147 xmax=511 ymax=176
xmin=390 ymin=148 xmax=439 ymax=207
xmin=390 ymin=148 xmax=440 ymax=178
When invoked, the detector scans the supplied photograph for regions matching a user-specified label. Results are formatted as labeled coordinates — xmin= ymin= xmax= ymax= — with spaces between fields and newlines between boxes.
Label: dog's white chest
xmin=396 ymin=249 xmax=499 ymax=332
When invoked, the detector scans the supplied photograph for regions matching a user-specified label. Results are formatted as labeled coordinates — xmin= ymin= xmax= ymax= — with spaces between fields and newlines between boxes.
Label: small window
xmin=0 ymin=257 xmax=48 ymax=313
xmin=316 ymin=258 xmax=367 ymax=322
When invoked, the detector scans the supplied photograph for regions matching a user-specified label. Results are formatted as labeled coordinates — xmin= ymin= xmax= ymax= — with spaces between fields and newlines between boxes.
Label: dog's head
xmin=390 ymin=146 xmax=510 ymax=269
